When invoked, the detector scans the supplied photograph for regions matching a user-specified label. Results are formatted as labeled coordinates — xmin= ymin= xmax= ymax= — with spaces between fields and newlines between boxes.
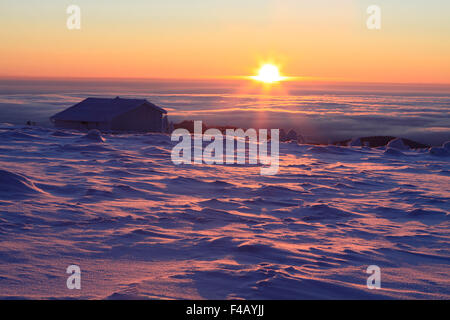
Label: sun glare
xmin=252 ymin=64 xmax=286 ymax=83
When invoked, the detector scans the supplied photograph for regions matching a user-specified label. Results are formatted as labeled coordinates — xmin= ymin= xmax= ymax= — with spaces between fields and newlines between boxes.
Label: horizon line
xmin=0 ymin=74 xmax=450 ymax=87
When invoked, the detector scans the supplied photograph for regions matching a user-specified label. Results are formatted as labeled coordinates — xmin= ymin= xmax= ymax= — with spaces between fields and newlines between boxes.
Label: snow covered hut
xmin=50 ymin=97 xmax=168 ymax=132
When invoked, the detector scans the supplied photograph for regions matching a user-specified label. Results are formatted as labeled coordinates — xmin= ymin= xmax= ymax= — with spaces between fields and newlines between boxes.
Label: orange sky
xmin=1 ymin=0 xmax=449 ymax=84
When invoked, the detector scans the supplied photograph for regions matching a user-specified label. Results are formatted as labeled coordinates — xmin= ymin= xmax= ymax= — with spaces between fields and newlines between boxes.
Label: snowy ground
xmin=0 ymin=125 xmax=449 ymax=299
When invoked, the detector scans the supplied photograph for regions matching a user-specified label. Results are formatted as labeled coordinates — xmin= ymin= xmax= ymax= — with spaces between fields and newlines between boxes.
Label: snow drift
xmin=0 ymin=126 xmax=448 ymax=299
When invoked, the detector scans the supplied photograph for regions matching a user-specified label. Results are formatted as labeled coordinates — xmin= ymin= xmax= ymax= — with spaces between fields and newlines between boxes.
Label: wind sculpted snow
xmin=0 ymin=125 xmax=448 ymax=299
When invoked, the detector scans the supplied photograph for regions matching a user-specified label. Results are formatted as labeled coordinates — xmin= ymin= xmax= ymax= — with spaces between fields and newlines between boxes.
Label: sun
xmin=251 ymin=64 xmax=286 ymax=83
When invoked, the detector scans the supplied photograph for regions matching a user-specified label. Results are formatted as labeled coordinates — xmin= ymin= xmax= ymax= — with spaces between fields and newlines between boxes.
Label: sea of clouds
xmin=0 ymin=78 xmax=449 ymax=145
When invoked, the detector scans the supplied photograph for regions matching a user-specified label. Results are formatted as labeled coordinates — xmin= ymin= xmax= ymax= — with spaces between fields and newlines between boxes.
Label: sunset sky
xmin=1 ymin=0 xmax=449 ymax=83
